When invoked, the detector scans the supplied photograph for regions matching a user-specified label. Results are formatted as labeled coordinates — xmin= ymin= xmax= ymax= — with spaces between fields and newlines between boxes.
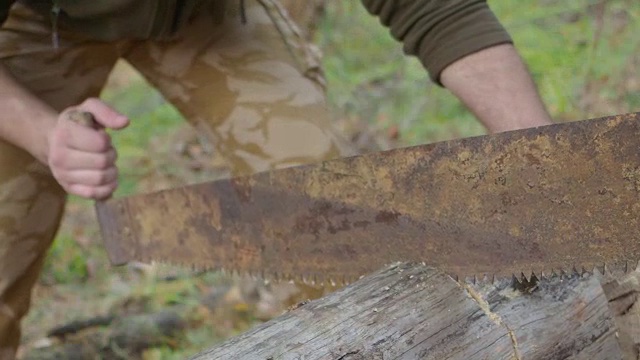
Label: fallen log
xmin=193 ymin=263 xmax=622 ymax=359
xmin=23 ymin=310 xmax=186 ymax=360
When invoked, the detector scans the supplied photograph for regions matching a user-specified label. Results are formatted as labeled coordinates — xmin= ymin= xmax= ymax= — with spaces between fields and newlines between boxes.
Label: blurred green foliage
xmin=102 ymin=81 xmax=183 ymax=196
xmin=318 ymin=0 xmax=639 ymax=145
xmin=42 ymin=234 xmax=88 ymax=284
xmin=317 ymin=1 xmax=484 ymax=144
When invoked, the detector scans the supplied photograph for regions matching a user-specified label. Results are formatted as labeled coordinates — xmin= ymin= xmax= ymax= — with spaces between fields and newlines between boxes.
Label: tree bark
xmin=193 ymin=263 xmax=622 ymax=359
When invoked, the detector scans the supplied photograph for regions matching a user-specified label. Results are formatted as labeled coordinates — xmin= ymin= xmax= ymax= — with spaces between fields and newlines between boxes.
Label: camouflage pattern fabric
xmin=0 ymin=0 xmax=353 ymax=357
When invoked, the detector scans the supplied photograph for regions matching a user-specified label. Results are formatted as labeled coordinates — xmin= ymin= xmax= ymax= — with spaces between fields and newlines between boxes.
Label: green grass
xmin=41 ymin=234 xmax=89 ymax=284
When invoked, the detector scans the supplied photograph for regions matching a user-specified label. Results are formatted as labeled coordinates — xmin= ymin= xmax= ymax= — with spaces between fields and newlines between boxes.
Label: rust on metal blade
xmin=97 ymin=112 xmax=640 ymax=281
xmin=96 ymin=201 xmax=135 ymax=266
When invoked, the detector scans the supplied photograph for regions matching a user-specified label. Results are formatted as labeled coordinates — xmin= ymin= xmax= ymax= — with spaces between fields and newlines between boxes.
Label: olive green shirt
xmin=360 ymin=0 xmax=513 ymax=84
xmin=0 ymin=0 xmax=512 ymax=84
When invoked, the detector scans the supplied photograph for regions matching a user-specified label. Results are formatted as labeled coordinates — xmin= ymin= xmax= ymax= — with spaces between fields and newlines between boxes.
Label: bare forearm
xmin=440 ymin=44 xmax=553 ymax=133
xmin=0 ymin=63 xmax=57 ymax=163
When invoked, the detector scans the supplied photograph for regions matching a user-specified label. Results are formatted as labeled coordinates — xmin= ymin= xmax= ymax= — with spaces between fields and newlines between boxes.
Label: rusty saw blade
xmin=96 ymin=112 xmax=640 ymax=282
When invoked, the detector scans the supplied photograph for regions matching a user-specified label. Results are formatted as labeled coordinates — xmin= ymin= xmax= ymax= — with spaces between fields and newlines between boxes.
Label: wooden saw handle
xmin=66 ymin=109 xmax=99 ymax=129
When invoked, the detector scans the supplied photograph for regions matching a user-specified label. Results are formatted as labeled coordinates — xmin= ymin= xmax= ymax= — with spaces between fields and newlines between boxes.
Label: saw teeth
xmin=309 ymin=273 xmax=320 ymax=285
xmin=343 ymin=275 xmax=359 ymax=286
xmin=605 ymin=261 xmax=632 ymax=276
xmin=325 ymin=276 xmax=348 ymax=287
xmin=245 ymin=270 xmax=259 ymax=280
xmin=300 ymin=273 xmax=315 ymax=285
xmin=593 ymin=264 xmax=606 ymax=276
xmin=279 ymin=272 xmax=296 ymax=283
xmin=539 ymin=268 xmax=564 ymax=279
xmin=533 ymin=269 xmax=546 ymax=280
xmin=299 ymin=274 xmax=309 ymax=285
xmin=341 ymin=274 xmax=354 ymax=286
xmin=512 ymin=273 xmax=539 ymax=292
xmin=556 ymin=268 xmax=571 ymax=278
xmin=515 ymin=272 xmax=532 ymax=284
xmin=482 ymin=274 xmax=498 ymax=284
xmin=488 ymin=273 xmax=498 ymax=282
xmin=514 ymin=272 xmax=530 ymax=284
xmin=524 ymin=272 xmax=539 ymax=283
xmin=124 ymin=256 xmax=359 ymax=287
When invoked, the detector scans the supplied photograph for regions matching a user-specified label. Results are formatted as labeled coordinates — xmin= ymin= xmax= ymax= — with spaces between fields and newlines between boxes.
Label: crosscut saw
xmin=91 ymin=112 xmax=640 ymax=283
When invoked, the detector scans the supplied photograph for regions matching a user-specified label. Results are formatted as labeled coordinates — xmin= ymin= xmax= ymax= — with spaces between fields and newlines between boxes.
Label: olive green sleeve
xmin=361 ymin=0 xmax=513 ymax=85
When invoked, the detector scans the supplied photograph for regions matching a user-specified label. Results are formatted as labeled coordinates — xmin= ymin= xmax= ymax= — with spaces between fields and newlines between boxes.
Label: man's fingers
xmin=63 ymin=167 xmax=118 ymax=187
xmin=67 ymin=182 xmax=118 ymax=200
xmin=49 ymin=147 xmax=117 ymax=170
xmin=49 ymin=99 xmax=127 ymax=200
xmin=77 ymin=98 xmax=130 ymax=130
xmin=55 ymin=122 xmax=112 ymax=153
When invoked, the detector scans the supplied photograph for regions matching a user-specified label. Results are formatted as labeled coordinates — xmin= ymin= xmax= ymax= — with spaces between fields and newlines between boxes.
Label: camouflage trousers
xmin=0 ymin=1 xmax=352 ymax=357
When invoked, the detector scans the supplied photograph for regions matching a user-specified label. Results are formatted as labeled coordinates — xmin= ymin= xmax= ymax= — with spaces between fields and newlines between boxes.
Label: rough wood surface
xmin=193 ymin=263 xmax=621 ymax=359
xmin=601 ymin=269 xmax=640 ymax=359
